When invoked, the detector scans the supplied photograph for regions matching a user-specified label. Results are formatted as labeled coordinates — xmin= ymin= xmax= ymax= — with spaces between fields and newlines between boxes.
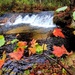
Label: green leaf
xmin=62 ymin=68 xmax=66 ymax=74
xmin=56 ymin=6 xmax=68 ymax=13
xmin=36 ymin=44 xmax=43 ymax=54
xmin=11 ymin=39 xmax=18 ymax=44
xmin=50 ymin=55 xmax=55 ymax=58
xmin=0 ymin=35 xmax=5 ymax=47
xmin=73 ymin=11 xmax=75 ymax=20
xmin=24 ymin=70 xmax=30 ymax=75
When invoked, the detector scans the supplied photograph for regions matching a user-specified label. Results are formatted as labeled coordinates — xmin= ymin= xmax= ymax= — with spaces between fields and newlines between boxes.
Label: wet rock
xmin=0 ymin=17 xmax=8 ymax=24
xmin=0 ymin=23 xmax=54 ymax=40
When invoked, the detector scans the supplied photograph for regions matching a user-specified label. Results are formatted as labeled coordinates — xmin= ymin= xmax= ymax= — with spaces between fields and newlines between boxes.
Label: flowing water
xmin=4 ymin=11 xmax=56 ymax=28
xmin=0 ymin=11 xmax=56 ymax=35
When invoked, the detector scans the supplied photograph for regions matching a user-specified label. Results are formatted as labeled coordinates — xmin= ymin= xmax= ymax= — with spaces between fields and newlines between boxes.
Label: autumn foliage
xmin=9 ymin=41 xmax=27 ymax=60
xmin=52 ymin=45 xmax=73 ymax=57
xmin=9 ymin=47 xmax=24 ymax=60
xmin=53 ymin=28 xmax=65 ymax=38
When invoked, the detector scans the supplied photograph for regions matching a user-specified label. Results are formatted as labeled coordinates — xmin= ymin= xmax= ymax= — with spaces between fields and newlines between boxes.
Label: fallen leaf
xmin=0 ymin=60 xmax=4 ymax=69
xmin=56 ymin=6 xmax=68 ymax=13
xmin=53 ymin=28 xmax=65 ymax=38
xmin=52 ymin=45 xmax=72 ymax=57
xmin=6 ymin=41 xmax=11 ymax=45
xmin=30 ymin=39 xmax=38 ymax=47
xmin=2 ymin=51 xmax=6 ymax=61
xmin=29 ymin=47 xmax=36 ymax=55
xmin=0 ymin=35 xmax=5 ymax=47
xmin=11 ymin=39 xmax=18 ymax=44
xmin=30 ymin=39 xmax=36 ymax=45
xmin=17 ymin=41 xmax=27 ymax=47
xmin=9 ymin=47 xmax=24 ymax=60
xmin=29 ymin=40 xmax=47 ymax=55
xmin=42 ymin=44 xmax=47 ymax=50
xmin=36 ymin=44 xmax=43 ymax=54
xmin=73 ymin=11 xmax=75 ymax=20
xmin=24 ymin=70 xmax=30 ymax=75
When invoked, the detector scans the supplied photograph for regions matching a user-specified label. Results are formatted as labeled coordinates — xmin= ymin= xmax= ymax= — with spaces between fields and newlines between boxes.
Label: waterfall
xmin=5 ymin=11 xmax=56 ymax=28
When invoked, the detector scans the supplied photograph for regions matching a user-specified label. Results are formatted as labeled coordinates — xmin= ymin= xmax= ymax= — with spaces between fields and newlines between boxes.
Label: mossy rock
xmin=53 ymin=7 xmax=72 ymax=27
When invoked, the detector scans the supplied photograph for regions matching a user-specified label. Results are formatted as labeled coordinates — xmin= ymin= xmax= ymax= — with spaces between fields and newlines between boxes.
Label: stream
xmin=0 ymin=11 xmax=56 ymax=34
xmin=0 ymin=11 xmax=74 ymax=75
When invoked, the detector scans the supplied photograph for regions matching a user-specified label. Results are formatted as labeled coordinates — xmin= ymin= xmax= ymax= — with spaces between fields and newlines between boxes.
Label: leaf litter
xmin=0 ymin=34 xmax=74 ymax=75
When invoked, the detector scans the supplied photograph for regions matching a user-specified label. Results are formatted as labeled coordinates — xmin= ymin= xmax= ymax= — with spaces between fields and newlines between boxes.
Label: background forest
xmin=0 ymin=0 xmax=70 ymax=15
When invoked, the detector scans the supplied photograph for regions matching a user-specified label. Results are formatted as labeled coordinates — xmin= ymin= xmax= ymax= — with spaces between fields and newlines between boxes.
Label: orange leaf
xmin=30 ymin=39 xmax=37 ymax=47
xmin=0 ymin=60 xmax=4 ymax=69
xmin=29 ymin=47 xmax=36 ymax=55
xmin=52 ymin=45 xmax=69 ymax=57
xmin=17 ymin=41 xmax=27 ymax=47
xmin=9 ymin=47 xmax=24 ymax=60
xmin=53 ymin=28 xmax=65 ymax=38
xmin=30 ymin=39 xmax=36 ymax=45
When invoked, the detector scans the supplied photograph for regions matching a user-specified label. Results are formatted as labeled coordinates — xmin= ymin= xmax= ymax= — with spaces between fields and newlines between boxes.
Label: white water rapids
xmin=5 ymin=11 xmax=56 ymax=28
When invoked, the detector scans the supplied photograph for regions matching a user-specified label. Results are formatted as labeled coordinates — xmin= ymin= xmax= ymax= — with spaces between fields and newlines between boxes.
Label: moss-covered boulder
xmin=53 ymin=6 xmax=72 ymax=28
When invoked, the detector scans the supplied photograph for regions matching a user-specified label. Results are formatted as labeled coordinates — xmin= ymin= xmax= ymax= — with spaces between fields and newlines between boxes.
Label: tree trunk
xmin=70 ymin=0 xmax=75 ymax=9
xmin=39 ymin=0 xmax=41 ymax=3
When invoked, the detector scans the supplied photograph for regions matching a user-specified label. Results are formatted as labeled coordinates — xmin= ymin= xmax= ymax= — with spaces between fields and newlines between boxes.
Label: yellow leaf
xmin=2 ymin=51 xmax=6 ymax=61
xmin=6 ymin=41 xmax=11 ymax=45
xmin=42 ymin=44 xmax=47 ymax=50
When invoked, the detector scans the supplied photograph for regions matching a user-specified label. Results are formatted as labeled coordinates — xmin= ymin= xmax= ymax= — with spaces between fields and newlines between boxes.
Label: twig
xmin=44 ymin=53 xmax=72 ymax=75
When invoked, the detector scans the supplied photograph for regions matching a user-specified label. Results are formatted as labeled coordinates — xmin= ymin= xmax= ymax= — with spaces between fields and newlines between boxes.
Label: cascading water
xmin=0 ymin=11 xmax=56 ymax=34
xmin=5 ymin=11 xmax=56 ymax=28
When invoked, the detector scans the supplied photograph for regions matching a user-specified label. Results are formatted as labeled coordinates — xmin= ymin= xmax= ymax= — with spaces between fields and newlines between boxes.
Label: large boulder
xmin=53 ymin=6 xmax=72 ymax=28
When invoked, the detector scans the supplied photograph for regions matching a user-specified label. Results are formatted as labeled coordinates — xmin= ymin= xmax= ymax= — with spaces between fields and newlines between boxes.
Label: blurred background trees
xmin=0 ymin=0 xmax=74 ymax=15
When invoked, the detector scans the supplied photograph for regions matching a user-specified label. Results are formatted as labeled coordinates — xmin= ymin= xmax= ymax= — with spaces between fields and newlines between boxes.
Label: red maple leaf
xmin=52 ymin=45 xmax=72 ymax=57
xmin=9 ymin=47 xmax=24 ymax=60
xmin=53 ymin=28 xmax=65 ymax=38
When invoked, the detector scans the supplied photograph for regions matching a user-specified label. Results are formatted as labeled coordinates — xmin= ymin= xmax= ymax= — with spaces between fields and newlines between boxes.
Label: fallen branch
xmin=44 ymin=53 xmax=72 ymax=75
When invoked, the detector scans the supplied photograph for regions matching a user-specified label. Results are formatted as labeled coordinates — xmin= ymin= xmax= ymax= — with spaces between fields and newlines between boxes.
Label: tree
xmin=70 ymin=0 xmax=75 ymax=9
xmin=39 ymin=0 xmax=41 ymax=3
